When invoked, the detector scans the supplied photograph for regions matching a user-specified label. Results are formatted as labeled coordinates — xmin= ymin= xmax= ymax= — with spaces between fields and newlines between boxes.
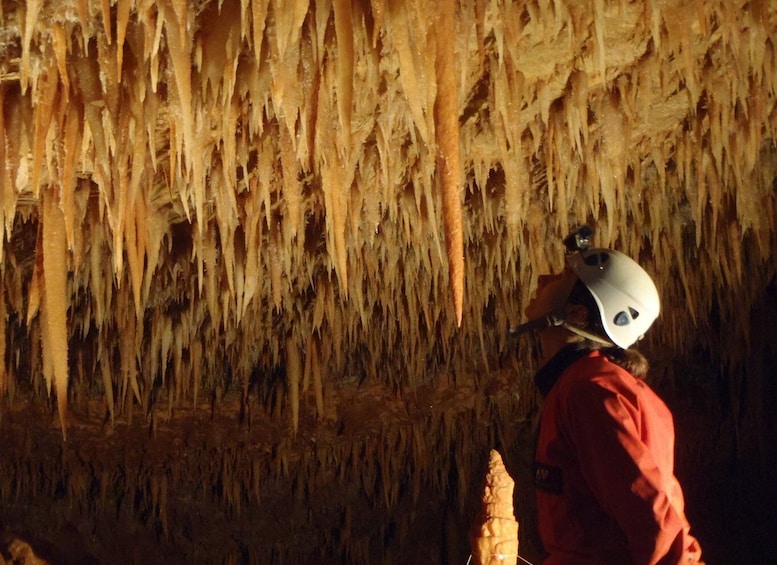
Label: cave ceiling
xmin=0 ymin=0 xmax=775 ymax=443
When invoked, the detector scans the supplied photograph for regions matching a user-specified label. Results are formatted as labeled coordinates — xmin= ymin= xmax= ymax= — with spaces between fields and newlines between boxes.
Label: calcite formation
xmin=0 ymin=0 xmax=773 ymax=438
xmin=470 ymin=449 xmax=520 ymax=565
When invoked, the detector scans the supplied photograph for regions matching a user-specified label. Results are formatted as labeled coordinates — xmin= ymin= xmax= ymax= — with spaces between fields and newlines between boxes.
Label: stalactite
xmin=318 ymin=134 xmax=350 ymax=298
xmin=101 ymin=357 xmax=115 ymax=426
xmin=385 ymin=3 xmax=429 ymax=145
xmin=30 ymin=60 xmax=58 ymax=201
xmin=41 ymin=188 xmax=69 ymax=439
xmin=287 ymin=336 xmax=301 ymax=437
xmin=434 ymin=0 xmax=465 ymax=327
xmin=333 ymin=0 xmax=354 ymax=152
xmin=119 ymin=288 xmax=141 ymax=407
xmin=163 ymin=0 xmax=199 ymax=224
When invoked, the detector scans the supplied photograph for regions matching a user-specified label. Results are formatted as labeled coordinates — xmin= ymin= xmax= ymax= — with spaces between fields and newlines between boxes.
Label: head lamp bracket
xmin=563 ymin=224 xmax=594 ymax=254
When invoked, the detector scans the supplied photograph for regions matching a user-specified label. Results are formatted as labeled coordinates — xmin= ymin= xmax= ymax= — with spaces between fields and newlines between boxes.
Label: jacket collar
xmin=533 ymin=343 xmax=593 ymax=397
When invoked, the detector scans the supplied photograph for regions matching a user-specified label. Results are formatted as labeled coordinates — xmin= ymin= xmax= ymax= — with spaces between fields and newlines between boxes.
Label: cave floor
xmin=0 ymin=378 xmax=775 ymax=564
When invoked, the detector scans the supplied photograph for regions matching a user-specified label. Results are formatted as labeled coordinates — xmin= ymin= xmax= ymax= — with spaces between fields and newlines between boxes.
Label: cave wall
xmin=0 ymin=0 xmax=776 ymax=563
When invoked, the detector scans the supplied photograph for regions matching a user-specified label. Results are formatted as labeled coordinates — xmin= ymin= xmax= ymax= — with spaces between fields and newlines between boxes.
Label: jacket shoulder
xmin=556 ymin=351 xmax=642 ymax=402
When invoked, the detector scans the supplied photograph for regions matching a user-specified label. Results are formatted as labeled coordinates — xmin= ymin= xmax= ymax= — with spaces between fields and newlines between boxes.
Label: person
xmin=515 ymin=231 xmax=703 ymax=564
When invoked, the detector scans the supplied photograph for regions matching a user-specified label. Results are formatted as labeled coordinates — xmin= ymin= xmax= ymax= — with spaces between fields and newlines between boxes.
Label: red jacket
xmin=534 ymin=347 xmax=702 ymax=564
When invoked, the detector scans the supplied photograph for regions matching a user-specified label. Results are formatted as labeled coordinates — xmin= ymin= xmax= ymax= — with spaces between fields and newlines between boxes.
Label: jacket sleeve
xmin=562 ymin=377 xmax=689 ymax=565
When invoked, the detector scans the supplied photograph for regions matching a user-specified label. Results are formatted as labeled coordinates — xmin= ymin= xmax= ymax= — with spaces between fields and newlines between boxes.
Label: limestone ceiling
xmin=0 ymin=0 xmax=775 ymax=437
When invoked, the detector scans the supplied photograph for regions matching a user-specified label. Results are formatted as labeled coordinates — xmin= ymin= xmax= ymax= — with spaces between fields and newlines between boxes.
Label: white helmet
xmin=567 ymin=248 xmax=661 ymax=349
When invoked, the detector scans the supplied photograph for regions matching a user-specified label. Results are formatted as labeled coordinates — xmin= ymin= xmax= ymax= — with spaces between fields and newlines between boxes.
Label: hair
xmin=599 ymin=346 xmax=650 ymax=380
xmin=566 ymin=280 xmax=650 ymax=379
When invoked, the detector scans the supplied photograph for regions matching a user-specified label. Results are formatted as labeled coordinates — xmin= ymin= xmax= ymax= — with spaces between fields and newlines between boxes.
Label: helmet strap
xmin=508 ymin=312 xmax=564 ymax=337
xmin=562 ymin=321 xmax=614 ymax=347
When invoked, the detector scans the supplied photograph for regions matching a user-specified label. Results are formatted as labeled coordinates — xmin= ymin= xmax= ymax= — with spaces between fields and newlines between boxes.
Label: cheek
xmin=525 ymin=284 xmax=561 ymax=318
xmin=525 ymin=274 xmax=575 ymax=319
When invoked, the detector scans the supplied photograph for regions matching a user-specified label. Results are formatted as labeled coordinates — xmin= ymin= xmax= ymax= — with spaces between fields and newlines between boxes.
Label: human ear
xmin=565 ymin=304 xmax=588 ymax=326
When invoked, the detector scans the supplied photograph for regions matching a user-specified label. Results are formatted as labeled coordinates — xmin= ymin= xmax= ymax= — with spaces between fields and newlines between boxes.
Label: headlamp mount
xmin=563 ymin=224 xmax=594 ymax=254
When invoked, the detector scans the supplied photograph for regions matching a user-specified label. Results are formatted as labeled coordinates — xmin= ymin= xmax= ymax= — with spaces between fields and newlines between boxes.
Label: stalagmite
xmin=469 ymin=449 xmax=519 ymax=565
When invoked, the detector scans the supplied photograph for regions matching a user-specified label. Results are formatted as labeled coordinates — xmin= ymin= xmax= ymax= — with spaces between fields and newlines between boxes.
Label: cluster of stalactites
xmin=0 ymin=0 xmax=775 ymax=437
